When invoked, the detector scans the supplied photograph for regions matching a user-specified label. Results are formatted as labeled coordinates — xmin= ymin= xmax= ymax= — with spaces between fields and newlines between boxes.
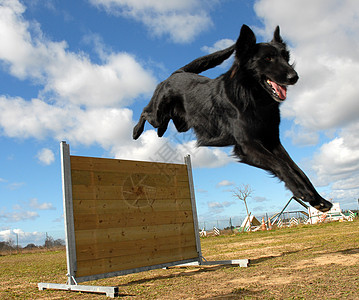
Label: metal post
xmin=60 ymin=141 xmax=77 ymax=284
xmin=272 ymin=197 xmax=294 ymax=225
xmin=184 ymin=155 xmax=202 ymax=263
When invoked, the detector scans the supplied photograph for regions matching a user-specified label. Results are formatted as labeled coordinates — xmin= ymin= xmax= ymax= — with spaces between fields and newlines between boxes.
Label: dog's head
xmin=234 ymin=25 xmax=298 ymax=103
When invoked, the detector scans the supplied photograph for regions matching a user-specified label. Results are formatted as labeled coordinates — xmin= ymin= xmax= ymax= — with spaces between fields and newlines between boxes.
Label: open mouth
xmin=265 ymin=79 xmax=287 ymax=102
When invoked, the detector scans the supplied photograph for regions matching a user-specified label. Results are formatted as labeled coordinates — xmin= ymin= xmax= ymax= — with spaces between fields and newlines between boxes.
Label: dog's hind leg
xmin=133 ymin=114 xmax=147 ymax=140
xmin=157 ymin=118 xmax=170 ymax=137
xmin=133 ymin=111 xmax=171 ymax=139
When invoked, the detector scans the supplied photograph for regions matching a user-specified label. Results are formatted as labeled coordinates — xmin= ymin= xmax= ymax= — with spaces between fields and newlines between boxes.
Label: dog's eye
xmin=264 ymin=57 xmax=272 ymax=62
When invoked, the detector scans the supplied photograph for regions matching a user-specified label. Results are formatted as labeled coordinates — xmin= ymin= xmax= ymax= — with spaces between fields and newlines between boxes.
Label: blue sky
xmin=1 ymin=0 xmax=359 ymax=245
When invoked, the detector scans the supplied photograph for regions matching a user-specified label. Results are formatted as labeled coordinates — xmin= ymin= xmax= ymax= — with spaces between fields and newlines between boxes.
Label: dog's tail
xmin=175 ymin=44 xmax=235 ymax=74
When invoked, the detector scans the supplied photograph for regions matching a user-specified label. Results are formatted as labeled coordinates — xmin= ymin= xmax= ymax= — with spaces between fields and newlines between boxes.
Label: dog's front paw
xmin=309 ymin=199 xmax=333 ymax=212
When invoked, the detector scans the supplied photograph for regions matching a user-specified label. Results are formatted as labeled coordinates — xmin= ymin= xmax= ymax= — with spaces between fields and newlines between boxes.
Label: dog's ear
xmin=235 ymin=25 xmax=256 ymax=57
xmin=272 ymin=26 xmax=284 ymax=44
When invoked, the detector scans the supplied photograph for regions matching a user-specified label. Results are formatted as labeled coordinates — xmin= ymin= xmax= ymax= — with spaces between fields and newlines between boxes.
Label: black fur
xmin=133 ymin=25 xmax=332 ymax=212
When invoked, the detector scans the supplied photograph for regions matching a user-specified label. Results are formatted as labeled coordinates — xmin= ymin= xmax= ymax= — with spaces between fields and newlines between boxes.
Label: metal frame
xmin=75 ymin=258 xmax=200 ymax=283
xmin=60 ymin=141 xmax=77 ymax=285
xmin=38 ymin=142 xmax=248 ymax=298
xmin=271 ymin=196 xmax=309 ymax=225
xmin=183 ymin=154 xmax=248 ymax=269
xmin=184 ymin=155 xmax=202 ymax=263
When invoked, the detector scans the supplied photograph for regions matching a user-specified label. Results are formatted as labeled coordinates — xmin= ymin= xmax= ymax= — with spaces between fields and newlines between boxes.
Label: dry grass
xmin=0 ymin=220 xmax=358 ymax=299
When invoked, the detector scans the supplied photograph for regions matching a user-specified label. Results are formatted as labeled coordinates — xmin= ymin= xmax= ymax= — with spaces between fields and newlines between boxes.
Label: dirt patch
xmin=230 ymin=274 xmax=295 ymax=286
xmin=292 ymin=250 xmax=359 ymax=269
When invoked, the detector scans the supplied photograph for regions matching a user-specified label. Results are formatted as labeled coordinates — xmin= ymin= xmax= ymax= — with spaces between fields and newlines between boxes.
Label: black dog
xmin=133 ymin=25 xmax=332 ymax=212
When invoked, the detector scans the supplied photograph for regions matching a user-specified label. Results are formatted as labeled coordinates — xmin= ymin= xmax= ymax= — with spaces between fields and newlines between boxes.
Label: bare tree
xmin=44 ymin=234 xmax=54 ymax=249
xmin=232 ymin=184 xmax=253 ymax=232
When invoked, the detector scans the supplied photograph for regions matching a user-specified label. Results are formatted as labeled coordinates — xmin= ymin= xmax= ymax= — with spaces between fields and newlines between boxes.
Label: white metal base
xmin=177 ymin=258 xmax=249 ymax=268
xmin=38 ymin=283 xmax=119 ymax=298
xmin=38 ymin=259 xmax=249 ymax=298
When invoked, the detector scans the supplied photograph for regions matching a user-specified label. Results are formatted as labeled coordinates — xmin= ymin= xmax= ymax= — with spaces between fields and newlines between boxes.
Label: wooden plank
xmin=71 ymin=170 xmax=189 ymax=187
xmin=73 ymin=198 xmax=193 ymax=214
xmin=73 ymin=210 xmax=194 ymax=230
xmin=70 ymin=156 xmax=188 ymax=175
xmin=76 ymin=246 xmax=198 ymax=278
xmin=72 ymin=185 xmax=123 ymax=201
xmin=74 ymin=223 xmax=195 ymax=245
xmin=76 ymin=235 xmax=197 ymax=261
xmin=71 ymin=185 xmax=191 ymax=201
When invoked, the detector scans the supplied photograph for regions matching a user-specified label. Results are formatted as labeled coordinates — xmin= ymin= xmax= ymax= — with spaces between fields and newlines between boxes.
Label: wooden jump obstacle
xmin=38 ymin=141 xmax=248 ymax=297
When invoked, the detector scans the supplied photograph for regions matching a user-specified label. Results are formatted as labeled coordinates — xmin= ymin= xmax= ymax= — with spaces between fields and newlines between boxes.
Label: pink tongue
xmin=272 ymin=81 xmax=287 ymax=100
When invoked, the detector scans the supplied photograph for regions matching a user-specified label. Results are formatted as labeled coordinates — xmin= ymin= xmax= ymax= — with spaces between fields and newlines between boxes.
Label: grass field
xmin=1 ymin=220 xmax=358 ymax=299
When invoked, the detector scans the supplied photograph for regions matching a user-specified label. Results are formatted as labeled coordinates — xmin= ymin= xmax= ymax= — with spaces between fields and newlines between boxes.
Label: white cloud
xmin=253 ymin=196 xmax=268 ymax=203
xmin=284 ymin=57 xmax=359 ymax=131
xmin=0 ymin=229 xmax=12 ymax=241
xmin=7 ymin=182 xmax=25 ymax=190
xmin=0 ymin=0 xmax=156 ymax=108
xmin=53 ymin=214 xmax=64 ymax=223
xmin=177 ymin=141 xmax=235 ymax=168
xmin=208 ymin=202 xmax=223 ymax=209
xmin=208 ymin=201 xmax=235 ymax=209
xmin=111 ymin=130 xmax=174 ymax=161
xmin=67 ymin=108 xmax=134 ymax=148
xmin=325 ymin=189 xmax=359 ymax=208
xmin=0 ymin=210 xmax=39 ymax=222
xmin=45 ymin=51 xmax=156 ymax=107
xmin=0 ymin=96 xmax=135 ymax=149
xmin=217 ymin=180 xmax=235 ymax=187
xmin=89 ymin=0 xmax=215 ymax=43
xmin=28 ymin=198 xmax=56 ymax=210
xmin=0 ymin=198 xmax=54 ymax=223
xmin=111 ymin=130 xmax=234 ymax=168
xmin=0 ymin=97 xmax=65 ymax=138
xmin=36 ymin=148 xmax=55 ymax=165
xmin=254 ymin=0 xmax=359 ymax=206
xmin=284 ymin=125 xmax=319 ymax=146
xmin=311 ymin=137 xmax=359 ymax=186
xmin=201 ymin=39 xmax=235 ymax=54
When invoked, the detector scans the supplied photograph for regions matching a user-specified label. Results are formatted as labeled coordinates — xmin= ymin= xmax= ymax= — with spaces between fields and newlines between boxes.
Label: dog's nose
xmin=287 ymin=72 xmax=299 ymax=84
